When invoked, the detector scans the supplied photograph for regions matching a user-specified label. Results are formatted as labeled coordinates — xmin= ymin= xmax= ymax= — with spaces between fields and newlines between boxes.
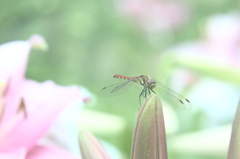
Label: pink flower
xmin=119 ymin=0 xmax=189 ymax=33
xmin=158 ymin=13 xmax=240 ymax=128
xmin=0 ymin=35 xmax=90 ymax=159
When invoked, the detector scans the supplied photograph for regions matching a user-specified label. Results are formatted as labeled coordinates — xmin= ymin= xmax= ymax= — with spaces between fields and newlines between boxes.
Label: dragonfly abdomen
xmin=113 ymin=74 xmax=131 ymax=80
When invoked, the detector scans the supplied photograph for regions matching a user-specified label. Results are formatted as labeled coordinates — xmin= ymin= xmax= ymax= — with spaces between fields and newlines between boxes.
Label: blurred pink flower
xmin=119 ymin=0 xmax=189 ymax=33
xmin=160 ymin=13 xmax=240 ymax=128
xmin=167 ymin=13 xmax=240 ymax=66
xmin=0 ymin=35 xmax=90 ymax=158
xmin=203 ymin=14 xmax=240 ymax=65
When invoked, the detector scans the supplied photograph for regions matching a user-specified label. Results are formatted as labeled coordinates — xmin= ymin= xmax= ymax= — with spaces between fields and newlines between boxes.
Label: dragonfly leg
xmin=139 ymin=88 xmax=145 ymax=105
xmin=147 ymin=88 xmax=151 ymax=95
xmin=150 ymin=89 xmax=156 ymax=94
xmin=143 ymin=88 xmax=148 ymax=98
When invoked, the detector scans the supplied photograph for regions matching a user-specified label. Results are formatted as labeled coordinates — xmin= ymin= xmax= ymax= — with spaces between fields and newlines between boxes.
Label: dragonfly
xmin=99 ymin=74 xmax=191 ymax=110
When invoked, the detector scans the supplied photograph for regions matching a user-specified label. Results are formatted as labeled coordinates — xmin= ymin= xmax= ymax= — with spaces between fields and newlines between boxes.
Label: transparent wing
xmin=153 ymin=81 xmax=191 ymax=110
xmin=99 ymin=80 xmax=136 ymax=96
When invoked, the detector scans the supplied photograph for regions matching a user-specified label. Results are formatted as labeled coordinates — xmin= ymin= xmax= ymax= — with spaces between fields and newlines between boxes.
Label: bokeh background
xmin=1 ymin=0 xmax=240 ymax=158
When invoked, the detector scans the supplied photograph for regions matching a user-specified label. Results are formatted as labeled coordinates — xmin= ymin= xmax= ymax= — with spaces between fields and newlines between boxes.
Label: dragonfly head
xmin=147 ymin=79 xmax=156 ymax=89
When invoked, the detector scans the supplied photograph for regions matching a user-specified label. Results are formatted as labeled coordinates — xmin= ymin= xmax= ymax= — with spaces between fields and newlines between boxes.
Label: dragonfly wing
xmin=99 ymin=80 xmax=135 ymax=96
xmin=154 ymin=81 xmax=191 ymax=110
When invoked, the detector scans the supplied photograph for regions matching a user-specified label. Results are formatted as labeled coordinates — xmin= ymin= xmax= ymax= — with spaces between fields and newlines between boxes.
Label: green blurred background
xmin=1 ymin=0 xmax=240 ymax=158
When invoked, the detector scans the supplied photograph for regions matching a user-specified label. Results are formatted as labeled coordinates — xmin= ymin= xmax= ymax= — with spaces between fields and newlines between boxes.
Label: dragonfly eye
xmin=151 ymin=82 xmax=156 ymax=86
xmin=147 ymin=79 xmax=156 ymax=88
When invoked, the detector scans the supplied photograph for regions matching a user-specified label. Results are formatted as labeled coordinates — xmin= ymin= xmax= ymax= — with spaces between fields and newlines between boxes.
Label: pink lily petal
xmin=0 ymin=80 xmax=83 ymax=151
xmin=0 ymin=40 xmax=30 ymax=124
xmin=21 ymin=80 xmax=89 ymax=109
xmin=22 ymin=80 xmax=89 ymax=157
xmin=0 ymin=148 xmax=27 ymax=159
xmin=0 ymin=104 xmax=26 ymax=143
xmin=0 ymin=35 xmax=91 ymax=158
xmin=0 ymin=98 xmax=3 ymax=120
xmin=27 ymin=145 xmax=80 ymax=159
xmin=0 ymin=35 xmax=47 ymax=124
xmin=0 ymin=35 xmax=47 ymax=87
xmin=0 ymin=41 xmax=30 ymax=85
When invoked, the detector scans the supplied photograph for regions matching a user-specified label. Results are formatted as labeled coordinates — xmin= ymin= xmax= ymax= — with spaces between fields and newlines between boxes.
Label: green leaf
xmin=158 ymin=53 xmax=240 ymax=85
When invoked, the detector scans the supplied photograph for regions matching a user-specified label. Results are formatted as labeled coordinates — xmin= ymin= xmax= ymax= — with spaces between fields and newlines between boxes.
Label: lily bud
xmin=131 ymin=95 xmax=168 ymax=159
xmin=79 ymin=131 xmax=111 ymax=159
